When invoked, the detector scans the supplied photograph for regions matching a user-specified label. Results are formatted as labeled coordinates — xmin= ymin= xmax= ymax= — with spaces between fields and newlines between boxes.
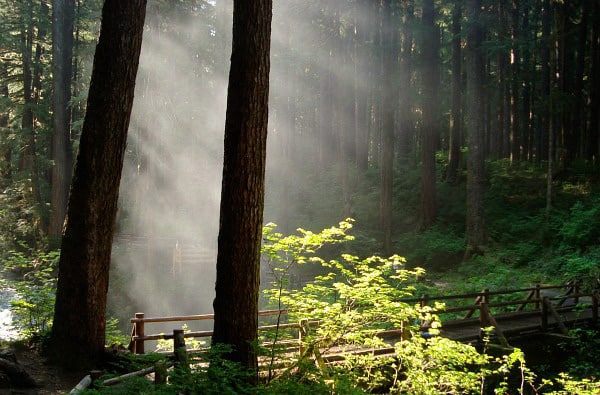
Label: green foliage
xmin=262 ymin=221 xmax=525 ymax=394
xmin=1 ymin=248 xmax=58 ymax=340
xmin=154 ymin=324 xmax=207 ymax=353
xmin=547 ymin=373 xmax=600 ymax=395
xmin=557 ymin=328 xmax=600 ymax=379
xmin=394 ymin=225 xmax=464 ymax=270
xmin=105 ymin=318 xmax=131 ymax=347
xmin=557 ymin=200 xmax=600 ymax=252
xmin=0 ymin=182 xmax=47 ymax=250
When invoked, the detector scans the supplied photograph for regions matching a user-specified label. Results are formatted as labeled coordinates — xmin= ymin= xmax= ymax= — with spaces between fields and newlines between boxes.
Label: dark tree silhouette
xmin=465 ymin=0 xmax=487 ymax=258
xmin=381 ymin=0 xmax=395 ymax=255
xmin=211 ymin=0 xmax=272 ymax=377
xmin=49 ymin=0 xmax=75 ymax=241
xmin=418 ymin=0 xmax=439 ymax=230
xmin=49 ymin=0 xmax=147 ymax=368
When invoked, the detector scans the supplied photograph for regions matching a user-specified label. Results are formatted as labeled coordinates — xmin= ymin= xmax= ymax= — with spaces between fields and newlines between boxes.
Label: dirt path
xmin=2 ymin=347 xmax=82 ymax=395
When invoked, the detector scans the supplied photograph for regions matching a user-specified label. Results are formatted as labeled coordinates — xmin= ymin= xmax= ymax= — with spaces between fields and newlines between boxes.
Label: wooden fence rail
xmin=128 ymin=283 xmax=599 ymax=355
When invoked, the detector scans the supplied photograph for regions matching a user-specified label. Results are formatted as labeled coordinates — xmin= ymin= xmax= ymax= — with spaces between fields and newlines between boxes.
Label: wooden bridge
xmin=128 ymin=282 xmax=599 ymax=359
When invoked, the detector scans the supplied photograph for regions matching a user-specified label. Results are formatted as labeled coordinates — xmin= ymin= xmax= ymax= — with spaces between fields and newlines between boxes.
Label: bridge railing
xmin=408 ymin=282 xmax=584 ymax=317
xmin=128 ymin=283 xmax=599 ymax=355
xmin=128 ymin=309 xmax=312 ymax=355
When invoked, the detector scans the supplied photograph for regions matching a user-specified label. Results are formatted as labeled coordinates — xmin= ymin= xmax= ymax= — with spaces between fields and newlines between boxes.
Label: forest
xmin=0 ymin=0 xmax=599 ymax=393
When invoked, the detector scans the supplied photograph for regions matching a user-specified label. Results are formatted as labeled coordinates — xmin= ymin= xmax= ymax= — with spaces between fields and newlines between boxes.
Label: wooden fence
xmin=128 ymin=282 xmax=599 ymax=355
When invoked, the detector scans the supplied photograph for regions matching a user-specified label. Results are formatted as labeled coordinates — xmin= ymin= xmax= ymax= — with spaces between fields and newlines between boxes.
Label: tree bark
xmin=446 ymin=2 xmax=462 ymax=184
xmin=49 ymin=0 xmax=75 ymax=241
xmin=591 ymin=0 xmax=600 ymax=159
xmin=465 ymin=0 xmax=487 ymax=258
xmin=50 ymin=0 xmax=147 ymax=368
xmin=381 ymin=0 xmax=395 ymax=255
xmin=397 ymin=0 xmax=413 ymax=163
xmin=212 ymin=0 xmax=272 ymax=378
xmin=418 ymin=0 xmax=439 ymax=231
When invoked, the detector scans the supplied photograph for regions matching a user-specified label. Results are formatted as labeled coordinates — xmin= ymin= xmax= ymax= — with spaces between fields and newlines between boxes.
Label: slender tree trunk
xmin=521 ymin=2 xmax=532 ymax=160
xmin=465 ymin=0 xmax=487 ymax=258
xmin=381 ymin=0 xmax=395 ymax=255
xmin=397 ymin=0 xmax=413 ymax=163
xmin=50 ymin=0 xmax=147 ymax=368
xmin=0 ymin=62 xmax=10 ymax=180
xmin=510 ymin=0 xmax=520 ymax=163
xmin=591 ymin=0 xmax=600 ymax=160
xmin=49 ymin=0 xmax=75 ymax=241
xmin=212 ymin=0 xmax=272 ymax=378
xmin=355 ymin=1 xmax=369 ymax=175
xmin=418 ymin=0 xmax=438 ymax=230
xmin=573 ymin=1 xmax=588 ymax=159
xmin=540 ymin=0 xmax=551 ymax=165
xmin=447 ymin=2 xmax=461 ymax=184
xmin=19 ymin=3 xmax=36 ymax=175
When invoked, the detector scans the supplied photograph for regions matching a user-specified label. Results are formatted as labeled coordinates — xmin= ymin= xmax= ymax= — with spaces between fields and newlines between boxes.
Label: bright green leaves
xmin=260 ymin=220 xmax=538 ymax=393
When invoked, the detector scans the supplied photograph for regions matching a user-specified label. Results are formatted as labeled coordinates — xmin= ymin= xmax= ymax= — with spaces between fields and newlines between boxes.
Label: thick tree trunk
xmin=50 ymin=0 xmax=147 ymax=369
xmin=49 ymin=0 xmax=75 ymax=241
xmin=465 ymin=0 xmax=487 ymax=258
xmin=212 ymin=0 xmax=272 ymax=377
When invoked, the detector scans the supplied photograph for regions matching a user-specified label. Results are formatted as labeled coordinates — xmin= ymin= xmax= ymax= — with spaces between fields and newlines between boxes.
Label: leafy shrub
xmin=262 ymin=221 xmax=526 ymax=394
xmin=2 ymin=249 xmax=58 ymax=340
xmin=394 ymin=225 xmax=464 ymax=270
xmin=558 ymin=200 xmax=600 ymax=252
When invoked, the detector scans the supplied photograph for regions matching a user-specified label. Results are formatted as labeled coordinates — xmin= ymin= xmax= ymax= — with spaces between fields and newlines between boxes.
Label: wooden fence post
xmin=420 ymin=294 xmax=429 ymax=308
xmin=298 ymin=319 xmax=309 ymax=356
xmin=480 ymin=303 xmax=509 ymax=347
xmin=479 ymin=302 xmax=489 ymax=328
xmin=173 ymin=329 xmax=189 ymax=372
xmin=535 ymin=284 xmax=541 ymax=310
xmin=541 ymin=297 xmax=549 ymax=332
xmin=154 ymin=360 xmax=167 ymax=386
xmin=592 ymin=291 xmax=599 ymax=326
xmin=134 ymin=313 xmax=145 ymax=354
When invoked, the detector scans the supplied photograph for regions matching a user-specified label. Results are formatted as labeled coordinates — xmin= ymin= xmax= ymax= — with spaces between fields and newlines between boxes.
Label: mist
xmin=108 ymin=1 xmax=379 ymax=330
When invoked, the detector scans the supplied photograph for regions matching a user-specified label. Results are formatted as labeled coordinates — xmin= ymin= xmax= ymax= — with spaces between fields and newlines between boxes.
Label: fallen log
xmin=102 ymin=366 xmax=155 ymax=386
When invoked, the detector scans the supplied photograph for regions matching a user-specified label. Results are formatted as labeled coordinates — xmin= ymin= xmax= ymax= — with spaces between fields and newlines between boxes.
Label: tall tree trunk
xmin=0 ymin=62 xmax=10 ymax=181
xmin=539 ymin=0 xmax=551 ymax=165
xmin=510 ymin=0 xmax=520 ymax=163
xmin=573 ymin=1 xmax=588 ymax=159
xmin=397 ymin=0 xmax=413 ymax=163
xmin=521 ymin=2 xmax=532 ymax=160
xmin=591 ymin=0 xmax=600 ymax=160
xmin=418 ymin=0 xmax=438 ymax=230
xmin=446 ymin=2 xmax=461 ymax=184
xmin=355 ymin=1 xmax=369 ymax=175
xmin=19 ymin=3 xmax=36 ymax=176
xmin=49 ymin=0 xmax=75 ymax=241
xmin=465 ymin=0 xmax=487 ymax=258
xmin=212 ymin=0 xmax=272 ymax=378
xmin=50 ymin=0 xmax=147 ymax=369
xmin=381 ymin=0 xmax=395 ymax=255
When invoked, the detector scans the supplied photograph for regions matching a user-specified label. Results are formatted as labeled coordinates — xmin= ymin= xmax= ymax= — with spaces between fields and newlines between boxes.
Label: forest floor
xmin=2 ymin=345 xmax=82 ymax=394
